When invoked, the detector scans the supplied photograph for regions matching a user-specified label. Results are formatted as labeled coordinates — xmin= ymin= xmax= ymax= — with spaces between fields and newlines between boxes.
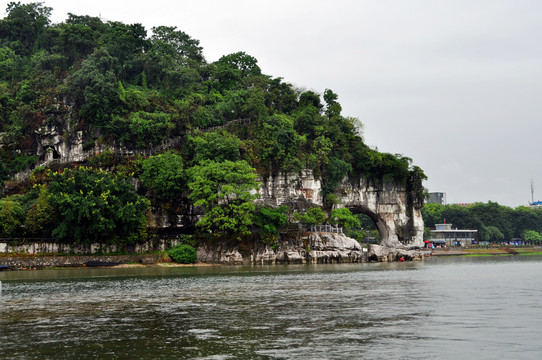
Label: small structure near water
xmin=427 ymin=223 xmax=478 ymax=247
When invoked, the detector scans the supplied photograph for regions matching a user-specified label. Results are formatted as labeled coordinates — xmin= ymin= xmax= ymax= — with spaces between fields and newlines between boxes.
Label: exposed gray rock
xmin=305 ymin=232 xmax=365 ymax=263
xmin=257 ymin=171 xmax=424 ymax=248
xmin=310 ymin=232 xmax=363 ymax=251
xmin=18 ymin=121 xmax=425 ymax=248
xmin=196 ymin=243 xmax=244 ymax=265
xmin=283 ymin=250 xmax=304 ymax=264
xmin=195 ymin=232 xmax=369 ymax=265
xmin=367 ymin=244 xmax=424 ymax=262
xmin=252 ymin=246 xmax=277 ymax=264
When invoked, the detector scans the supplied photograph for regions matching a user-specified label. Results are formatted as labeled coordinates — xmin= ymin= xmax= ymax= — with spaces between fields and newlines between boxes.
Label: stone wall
xmin=0 ymin=238 xmax=184 ymax=255
xmin=0 ymin=254 xmax=159 ymax=269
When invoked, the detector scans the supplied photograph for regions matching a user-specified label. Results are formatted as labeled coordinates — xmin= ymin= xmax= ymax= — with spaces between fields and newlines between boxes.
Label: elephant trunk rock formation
xmin=256 ymin=170 xmax=424 ymax=249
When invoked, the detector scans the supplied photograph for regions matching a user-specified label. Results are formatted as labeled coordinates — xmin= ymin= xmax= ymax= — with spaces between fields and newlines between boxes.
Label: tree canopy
xmin=187 ymin=160 xmax=260 ymax=235
xmin=422 ymin=202 xmax=542 ymax=242
xmin=46 ymin=167 xmax=149 ymax=243
xmin=0 ymin=3 xmax=427 ymax=245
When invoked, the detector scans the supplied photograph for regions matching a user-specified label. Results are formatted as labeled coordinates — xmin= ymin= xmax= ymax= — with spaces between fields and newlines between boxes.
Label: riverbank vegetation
xmin=432 ymin=247 xmax=542 ymax=257
xmin=0 ymin=2 xmax=425 ymax=246
xmin=422 ymin=202 xmax=542 ymax=244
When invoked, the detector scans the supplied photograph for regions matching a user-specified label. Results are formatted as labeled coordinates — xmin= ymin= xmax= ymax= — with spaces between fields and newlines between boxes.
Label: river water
xmin=1 ymin=256 xmax=542 ymax=359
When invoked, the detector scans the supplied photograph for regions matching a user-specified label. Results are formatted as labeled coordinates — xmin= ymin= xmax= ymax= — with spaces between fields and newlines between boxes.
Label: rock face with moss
xmin=257 ymin=171 xmax=424 ymax=248
xmin=196 ymin=232 xmax=367 ymax=264
xmin=0 ymin=3 xmax=427 ymax=251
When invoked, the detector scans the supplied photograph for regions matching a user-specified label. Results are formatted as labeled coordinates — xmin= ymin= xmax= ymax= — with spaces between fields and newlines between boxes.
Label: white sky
xmin=7 ymin=0 xmax=542 ymax=207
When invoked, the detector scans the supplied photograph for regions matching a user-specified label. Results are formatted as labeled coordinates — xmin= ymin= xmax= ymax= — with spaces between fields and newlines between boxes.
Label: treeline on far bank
xmin=422 ymin=202 xmax=542 ymax=244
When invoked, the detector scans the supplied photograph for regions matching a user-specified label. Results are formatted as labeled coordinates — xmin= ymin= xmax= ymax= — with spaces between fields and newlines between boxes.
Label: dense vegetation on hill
xmin=0 ymin=2 xmax=425 ymax=244
xmin=422 ymin=202 xmax=542 ymax=244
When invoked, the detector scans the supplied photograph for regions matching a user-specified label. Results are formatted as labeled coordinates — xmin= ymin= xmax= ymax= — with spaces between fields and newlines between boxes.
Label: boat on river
xmin=84 ymin=261 xmax=121 ymax=267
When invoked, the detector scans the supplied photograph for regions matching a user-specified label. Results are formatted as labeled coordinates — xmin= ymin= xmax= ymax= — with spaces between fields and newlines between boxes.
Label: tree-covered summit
xmin=0 ymin=2 xmax=426 ymax=243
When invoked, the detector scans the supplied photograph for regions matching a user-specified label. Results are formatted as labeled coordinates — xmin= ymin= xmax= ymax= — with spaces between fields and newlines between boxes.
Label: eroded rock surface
xmin=367 ymin=244 xmax=424 ymax=262
xmin=257 ymin=171 xmax=424 ymax=248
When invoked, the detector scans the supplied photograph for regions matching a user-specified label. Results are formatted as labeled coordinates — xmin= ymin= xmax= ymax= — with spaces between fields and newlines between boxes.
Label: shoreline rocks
xmin=195 ymin=232 xmax=422 ymax=265
xmin=367 ymin=244 xmax=424 ymax=262
xmin=1 ymin=233 xmax=424 ymax=269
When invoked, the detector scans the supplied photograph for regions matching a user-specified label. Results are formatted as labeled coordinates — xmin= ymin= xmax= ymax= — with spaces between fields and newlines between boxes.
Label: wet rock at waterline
xmin=367 ymin=244 xmax=424 ymax=262
xmin=195 ymin=232 xmax=422 ymax=265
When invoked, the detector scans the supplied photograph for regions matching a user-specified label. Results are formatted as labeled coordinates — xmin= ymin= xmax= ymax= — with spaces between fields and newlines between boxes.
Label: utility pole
xmin=531 ymin=179 xmax=535 ymax=204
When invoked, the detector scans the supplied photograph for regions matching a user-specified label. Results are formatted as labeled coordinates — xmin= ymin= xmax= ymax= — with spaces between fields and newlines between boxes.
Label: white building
xmin=429 ymin=223 xmax=478 ymax=247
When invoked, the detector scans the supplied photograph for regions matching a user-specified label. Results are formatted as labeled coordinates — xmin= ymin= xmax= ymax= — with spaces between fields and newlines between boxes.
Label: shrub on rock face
xmin=167 ymin=244 xmax=197 ymax=264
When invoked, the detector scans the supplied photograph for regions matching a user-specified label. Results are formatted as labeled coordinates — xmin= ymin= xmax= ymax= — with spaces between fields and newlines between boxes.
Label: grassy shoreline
xmin=431 ymin=247 xmax=542 ymax=257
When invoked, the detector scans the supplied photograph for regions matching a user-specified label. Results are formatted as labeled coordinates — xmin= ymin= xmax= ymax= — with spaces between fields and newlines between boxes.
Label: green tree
xmin=323 ymin=88 xmax=341 ymax=117
xmin=484 ymin=225 xmax=504 ymax=243
xmin=187 ymin=160 xmax=260 ymax=236
xmin=210 ymin=51 xmax=261 ymax=91
xmin=299 ymin=90 xmax=322 ymax=111
xmin=423 ymin=226 xmax=433 ymax=240
xmin=294 ymin=207 xmax=327 ymax=225
xmin=24 ymin=184 xmax=54 ymax=237
xmin=312 ymin=135 xmax=333 ymax=167
xmin=140 ymin=152 xmax=185 ymax=201
xmin=264 ymin=77 xmax=297 ymax=114
xmin=522 ymin=230 xmax=541 ymax=244
xmin=216 ymin=51 xmax=261 ymax=77
xmin=510 ymin=206 xmax=542 ymax=238
xmin=0 ymin=197 xmax=24 ymax=237
xmin=189 ymin=131 xmax=242 ymax=164
xmin=102 ymin=21 xmax=148 ymax=68
xmin=167 ymin=244 xmax=197 ymax=263
xmin=151 ymin=25 xmax=204 ymax=64
xmin=54 ymin=14 xmax=106 ymax=66
xmin=330 ymin=208 xmax=361 ymax=229
xmin=66 ymin=48 xmax=118 ymax=124
xmin=294 ymin=105 xmax=325 ymax=141
xmin=0 ymin=46 xmax=18 ymax=81
xmin=321 ymin=157 xmax=352 ymax=203
xmin=47 ymin=167 xmax=149 ymax=243
xmin=470 ymin=202 xmax=513 ymax=240
xmin=253 ymin=205 xmax=289 ymax=236
xmin=124 ymin=111 xmax=174 ymax=147
xmin=0 ymin=2 xmax=52 ymax=56
xmin=254 ymin=114 xmax=305 ymax=174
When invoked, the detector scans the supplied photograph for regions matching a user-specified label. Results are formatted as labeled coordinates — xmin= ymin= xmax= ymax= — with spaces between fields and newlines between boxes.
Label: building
xmin=427 ymin=192 xmax=446 ymax=205
xmin=429 ymin=223 xmax=478 ymax=247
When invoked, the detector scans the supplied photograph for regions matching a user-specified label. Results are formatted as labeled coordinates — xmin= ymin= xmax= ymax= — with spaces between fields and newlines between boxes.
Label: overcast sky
xmin=9 ymin=0 xmax=542 ymax=207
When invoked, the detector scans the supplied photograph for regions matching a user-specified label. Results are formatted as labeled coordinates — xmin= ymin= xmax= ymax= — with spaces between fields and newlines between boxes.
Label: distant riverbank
xmin=0 ymin=253 xmax=226 ymax=271
xmin=3 ymin=246 xmax=539 ymax=271
xmin=430 ymin=246 xmax=542 ymax=257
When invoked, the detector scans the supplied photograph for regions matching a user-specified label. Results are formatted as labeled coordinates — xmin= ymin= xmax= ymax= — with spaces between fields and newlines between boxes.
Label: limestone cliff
xmin=256 ymin=171 xmax=424 ymax=248
xmin=11 ymin=120 xmax=424 ymax=249
xmin=196 ymin=232 xmax=367 ymax=265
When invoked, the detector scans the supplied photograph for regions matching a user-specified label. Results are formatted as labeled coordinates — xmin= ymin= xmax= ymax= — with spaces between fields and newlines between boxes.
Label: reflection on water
xmin=1 ymin=257 xmax=542 ymax=359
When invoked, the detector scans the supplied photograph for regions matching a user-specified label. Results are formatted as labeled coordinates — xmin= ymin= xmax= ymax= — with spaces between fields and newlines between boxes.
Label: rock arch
xmin=257 ymin=170 xmax=424 ymax=248
xmin=344 ymin=205 xmax=389 ymax=244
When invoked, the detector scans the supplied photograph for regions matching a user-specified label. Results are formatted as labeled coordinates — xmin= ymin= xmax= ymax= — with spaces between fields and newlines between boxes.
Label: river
xmin=1 ymin=256 xmax=542 ymax=359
